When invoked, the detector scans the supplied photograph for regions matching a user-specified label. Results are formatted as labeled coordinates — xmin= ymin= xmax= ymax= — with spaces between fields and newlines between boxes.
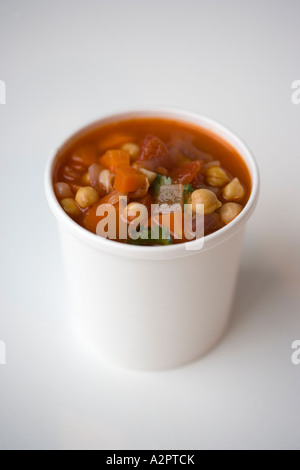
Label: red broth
xmin=53 ymin=118 xmax=251 ymax=246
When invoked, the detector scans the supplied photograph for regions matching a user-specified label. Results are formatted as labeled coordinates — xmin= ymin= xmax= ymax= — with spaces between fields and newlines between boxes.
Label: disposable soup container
xmin=45 ymin=109 xmax=260 ymax=370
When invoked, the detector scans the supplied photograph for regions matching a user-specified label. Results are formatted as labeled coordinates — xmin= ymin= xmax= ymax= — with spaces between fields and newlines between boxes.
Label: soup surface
xmin=53 ymin=118 xmax=251 ymax=246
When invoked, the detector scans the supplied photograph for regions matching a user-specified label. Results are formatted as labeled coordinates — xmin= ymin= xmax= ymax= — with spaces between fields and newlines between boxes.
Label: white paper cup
xmin=45 ymin=109 xmax=259 ymax=370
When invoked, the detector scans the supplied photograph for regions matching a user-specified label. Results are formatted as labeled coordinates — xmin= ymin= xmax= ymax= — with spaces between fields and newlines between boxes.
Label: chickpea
xmin=60 ymin=198 xmax=81 ymax=218
xmin=75 ymin=186 xmax=99 ymax=209
xmin=99 ymin=169 xmax=114 ymax=193
xmin=223 ymin=177 xmax=245 ymax=201
xmin=54 ymin=182 xmax=73 ymax=200
xmin=218 ymin=203 xmax=242 ymax=224
xmin=206 ymin=166 xmax=230 ymax=187
xmin=192 ymin=189 xmax=222 ymax=215
xmin=81 ymin=172 xmax=90 ymax=186
xmin=203 ymin=160 xmax=221 ymax=170
xmin=141 ymin=169 xmax=157 ymax=184
xmin=132 ymin=163 xmax=157 ymax=183
xmin=121 ymin=142 xmax=140 ymax=160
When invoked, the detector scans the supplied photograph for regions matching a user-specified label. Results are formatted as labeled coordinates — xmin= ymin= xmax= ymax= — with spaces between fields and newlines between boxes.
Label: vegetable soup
xmin=53 ymin=118 xmax=251 ymax=246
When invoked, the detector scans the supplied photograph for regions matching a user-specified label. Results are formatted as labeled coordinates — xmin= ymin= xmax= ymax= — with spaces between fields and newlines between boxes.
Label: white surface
xmin=0 ymin=0 xmax=299 ymax=450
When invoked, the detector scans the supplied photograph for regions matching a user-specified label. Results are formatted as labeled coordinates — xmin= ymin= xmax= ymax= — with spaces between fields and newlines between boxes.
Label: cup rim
xmin=45 ymin=108 xmax=260 ymax=260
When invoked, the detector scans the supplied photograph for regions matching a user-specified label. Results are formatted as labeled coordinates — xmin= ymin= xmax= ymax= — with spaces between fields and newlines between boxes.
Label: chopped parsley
xmin=127 ymin=225 xmax=173 ymax=246
xmin=152 ymin=174 xmax=172 ymax=197
xmin=183 ymin=184 xmax=194 ymax=196
xmin=183 ymin=184 xmax=194 ymax=204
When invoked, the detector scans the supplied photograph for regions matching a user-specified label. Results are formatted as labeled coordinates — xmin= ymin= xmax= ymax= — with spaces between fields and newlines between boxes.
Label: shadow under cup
xmin=45 ymin=109 xmax=260 ymax=370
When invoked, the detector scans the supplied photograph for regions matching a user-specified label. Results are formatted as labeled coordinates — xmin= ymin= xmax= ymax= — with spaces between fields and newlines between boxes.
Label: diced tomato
xmin=114 ymin=166 xmax=147 ymax=193
xmin=99 ymin=150 xmax=130 ymax=173
xmin=138 ymin=135 xmax=175 ymax=171
xmin=171 ymin=139 xmax=212 ymax=162
xmin=191 ymin=171 xmax=205 ymax=189
xmin=170 ymin=161 xmax=202 ymax=185
xmin=155 ymin=167 xmax=169 ymax=176
xmin=204 ymin=213 xmax=225 ymax=235
xmin=139 ymin=135 xmax=167 ymax=161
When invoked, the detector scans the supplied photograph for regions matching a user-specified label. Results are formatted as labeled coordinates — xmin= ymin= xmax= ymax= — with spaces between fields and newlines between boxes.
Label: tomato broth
xmin=53 ymin=118 xmax=251 ymax=246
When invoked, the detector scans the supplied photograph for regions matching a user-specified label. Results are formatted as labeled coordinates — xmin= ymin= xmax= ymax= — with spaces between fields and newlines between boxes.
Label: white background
xmin=0 ymin=0 xmax=300 ymax=450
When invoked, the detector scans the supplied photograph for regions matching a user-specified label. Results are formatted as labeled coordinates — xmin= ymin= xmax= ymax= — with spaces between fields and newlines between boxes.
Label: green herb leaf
xmin=183 ymin=184 xmax=194 ymax=196
xmin=152 ymin=174 xmax=172 ymax=197
xmin=183 ymin=184 xmax=194 ymax=204
xmin=150 ymin=225 xmax=173 ymax=245
xmin=127 ymin=225 xmax=173 ymax=246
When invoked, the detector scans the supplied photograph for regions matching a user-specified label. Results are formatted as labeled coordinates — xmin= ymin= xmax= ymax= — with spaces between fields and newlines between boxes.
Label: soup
xmin=53 ymin=118 xmax=251 ymax=246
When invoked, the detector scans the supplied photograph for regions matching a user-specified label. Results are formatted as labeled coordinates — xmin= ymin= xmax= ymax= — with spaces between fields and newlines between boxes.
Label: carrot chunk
xmin=114 ymin=166 xmax=147 ymax=193
xmin=83 ymin=191 xmax=122 ymax=234
xmin=170 ymin=161 xmax=202 ymax=185
xmin=99 ymin=150 xmax=130 ymax=173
